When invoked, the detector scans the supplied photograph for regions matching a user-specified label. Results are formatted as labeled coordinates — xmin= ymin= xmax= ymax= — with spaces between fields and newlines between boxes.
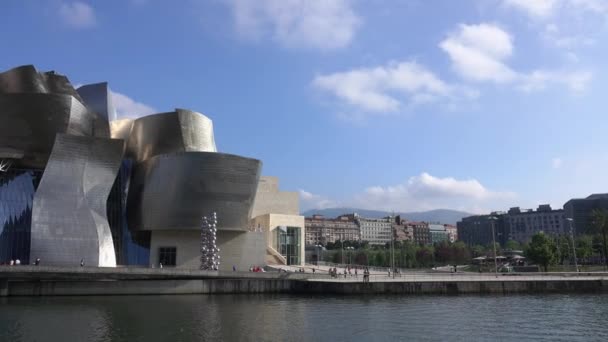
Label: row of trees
xmin=319 ymin=240 xmax=471 ymax=268
xmin=316 ymin=209 xmax=608 ymax=270
xmin=525 ymin=209 xmax=608 ymax=271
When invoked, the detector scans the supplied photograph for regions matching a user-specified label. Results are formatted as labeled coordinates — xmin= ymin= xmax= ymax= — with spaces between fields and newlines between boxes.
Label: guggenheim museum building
xmin=0 ymin=65 xmax=304 ymax=270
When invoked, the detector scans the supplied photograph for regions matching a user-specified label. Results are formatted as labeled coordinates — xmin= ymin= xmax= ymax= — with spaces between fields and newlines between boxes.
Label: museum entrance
xmin=274 ymin=226 xmax=300 ymax=265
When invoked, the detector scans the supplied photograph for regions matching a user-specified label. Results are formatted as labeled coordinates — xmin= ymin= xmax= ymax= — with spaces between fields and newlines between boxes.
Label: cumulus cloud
xmin=299 ymin=173 xmax=516 ymax=214
xmin=355 ymin=173 xmax=516 ymax=213
xmin=313 ymin=61 xmax=477 ymax=114
xmin=59 ymin=1 xmax=97 ymax=29
xmin=439 ymin=23 xmax=517 ymax=83
xmin=299 ymin=189 xmax=337 ymax=211
xmin=440 ymin=23 xmax=592 ymax=92
xmin=110 ymin=90 xmax=156 ymax=119
xmin=229 ymin=0 xmax=360 ymax=50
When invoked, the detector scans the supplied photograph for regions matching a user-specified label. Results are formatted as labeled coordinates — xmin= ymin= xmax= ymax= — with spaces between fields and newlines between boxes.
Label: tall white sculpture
xmin=200 ymin=212 xmax=220 ymax=270
xmin=0 ymin=159 xmax=12 ymax=172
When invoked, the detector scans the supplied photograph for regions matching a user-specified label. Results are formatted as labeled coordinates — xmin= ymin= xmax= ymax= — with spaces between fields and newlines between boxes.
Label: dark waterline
xmin=1 ymin=294 xmax=608 ymax=341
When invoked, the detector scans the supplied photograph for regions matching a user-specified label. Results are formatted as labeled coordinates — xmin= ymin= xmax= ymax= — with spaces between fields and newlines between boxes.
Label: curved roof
xmin=123 ymin=109 xmax=217 ymax=162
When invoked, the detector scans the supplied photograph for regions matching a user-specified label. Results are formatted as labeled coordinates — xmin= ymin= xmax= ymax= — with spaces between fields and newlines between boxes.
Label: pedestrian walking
xmin=80 ymin=258 xmax=85 ymax=267
xmin=355 ymin=268 xmax=358 ymax=278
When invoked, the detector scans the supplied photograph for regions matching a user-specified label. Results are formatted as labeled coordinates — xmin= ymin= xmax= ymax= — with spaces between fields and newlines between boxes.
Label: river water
xmin=1 ymin=294 xmax=607 ymax=341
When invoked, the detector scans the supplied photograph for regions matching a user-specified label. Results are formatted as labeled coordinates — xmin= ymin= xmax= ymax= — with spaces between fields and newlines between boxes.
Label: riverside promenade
xmin=2 ymin=265 xmax=608 ymax=297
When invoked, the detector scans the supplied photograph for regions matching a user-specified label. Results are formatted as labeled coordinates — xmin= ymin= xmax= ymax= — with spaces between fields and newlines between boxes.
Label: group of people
xmin=1 ymin=258 xmax=41 ymax=266
xmin=249 ymin=266 xmax=265 ymax=272
xmin=327 ymin=266 xmax=372 ymax=282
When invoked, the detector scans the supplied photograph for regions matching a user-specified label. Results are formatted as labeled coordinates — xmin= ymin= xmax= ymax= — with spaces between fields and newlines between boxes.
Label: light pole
xmin=566 ymin=218 xmax=579 ymax=272
xmin=390 ymin=220 xmax=395 ymax=279
xmin=489 ymin=216 xmax=499 ymax=278
xmin=340 ymin=240 xmax=345 ymax=265
xmin=345 ymin=246 xmax=354 ymax=265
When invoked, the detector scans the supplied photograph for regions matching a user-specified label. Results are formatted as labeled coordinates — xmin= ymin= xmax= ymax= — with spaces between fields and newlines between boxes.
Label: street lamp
xmin=488 ymin=216 xmax=499 ymax=278
xmin=345 ymin=246 xmax=354 ymax=265
xmin=566 ymin=218 xmax=579 ymax=272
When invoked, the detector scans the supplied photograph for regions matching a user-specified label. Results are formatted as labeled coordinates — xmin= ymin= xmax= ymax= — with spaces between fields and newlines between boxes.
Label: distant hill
xmin=300 ymin=208 xmax=474 ymax=225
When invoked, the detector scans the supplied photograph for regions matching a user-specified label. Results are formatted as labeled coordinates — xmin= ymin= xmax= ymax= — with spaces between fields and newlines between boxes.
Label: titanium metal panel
xmin=0 ymin=65 xmax=84 ymax=102
xmin=77 ymin=82 xmax=115 ymax=137
xmin=128 ymin=152 xmax=261 ymax=232
xmin=30 ymin=134 xmax=124 ymax=267
xmin=126 ymin=109 xmax=217 ymax=162
xmin=0 ymin=94 xmax=97 ymax=168
xmin=0 ymin=65 xmax=49 ymax=94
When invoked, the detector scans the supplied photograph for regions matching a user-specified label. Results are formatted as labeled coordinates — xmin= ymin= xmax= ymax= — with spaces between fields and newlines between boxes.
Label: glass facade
xmin=0 ymin=160 xmax=152 ymax=267
xmin=158 ymin=247 xmax=176 ymax=266
xmin=107 ymin=159 xmax=150 ymax=266
xmin=273 ymin=226 xmax=301 ymax=265
xmin=0 ymin=169 xmax=43 ymax=264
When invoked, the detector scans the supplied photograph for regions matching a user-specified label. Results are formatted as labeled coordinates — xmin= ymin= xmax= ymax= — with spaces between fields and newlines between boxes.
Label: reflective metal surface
xmin=30 ymin=134 xmax=124 ymax=267
xmin=0 ymin=169 xmax=42 ymax=264
xmin=0 ymin=65 xmax=112 ymax=169
xmin=77 ymin=82 xmax=115 ymax=137
xmin=127 ymin=152 xmax=261 ymax=232
xmin=126 ymin=109 xmax=217 ymax=162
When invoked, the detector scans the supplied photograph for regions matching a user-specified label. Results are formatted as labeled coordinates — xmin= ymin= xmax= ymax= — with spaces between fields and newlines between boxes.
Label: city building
xmin=457 ymin=213 xmax=505 ymax=247
xmin=393 ymin=217 xmax=414 ymax=242
xmin=429 ymin=223 xmax=449 ymax=244
xmin=564 ymin=194 xmax=608 ymax=236
xmin=304 ymin=214 xmax=360 ymax=246
xmin=357 ymin=215 xmax=392 ymax=245
xmin=0 ymin=65 xmax=292 ymax=271
xmin=503 ymin=205 xmax=565 ymax=243
xmin=444 ymin=224 xmax=457 ymax=243
xmin=249 ymin=176 xmax=305 ymax=266
xmin=409 ymin=221 xmax=431 ymax=246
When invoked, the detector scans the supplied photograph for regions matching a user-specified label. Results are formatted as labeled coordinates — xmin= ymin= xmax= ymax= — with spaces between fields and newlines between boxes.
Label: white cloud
xmin=313 ymin=61 xmax=476 ymax=114
xmin=59 ymin=2 xmax=97 ymax=29
xmin=229 ymin=0 xmax=360 ymax=50
xmin=300 ymin=173 xmax=516 ymax=214
xmin=299 ymin=189 xmax=337 ymax=211
xmin=439 ymin=23 xmax=517 ymax=83
xmin=503 ymin=0 xmax=558 ymax=18
xmin=440 ymin=23 xmax=592 ymax=92
xmin=504 ymin=0 xmax=608 ymax=18
xmin=552 ymin=157 xmax=563 ymax=169
xmin=356 ymin=173 xmax=516 ymax=213
xmin=110 ymin=90 xmax=156 ymax=119
xmin=519 ymin=70 xmax=593 ymax=92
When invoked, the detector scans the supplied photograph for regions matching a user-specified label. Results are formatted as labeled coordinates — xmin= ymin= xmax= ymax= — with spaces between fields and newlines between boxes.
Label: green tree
xmin=471 ymin=245 xmax=485 ymax=257
xmin=525 ymin=232 xmax=557 ymax=272
xmin=591 ymin=209 xmax=608 ymax=268
xmin=576 ymin=235 xmax=593 ymax=261
xmin=374 ymin=252 xmax=385 ymax=266
xmin=505 ymin=239 xmax=522 ymax=251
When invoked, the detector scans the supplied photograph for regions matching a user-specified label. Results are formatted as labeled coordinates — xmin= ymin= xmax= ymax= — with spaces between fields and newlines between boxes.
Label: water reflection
xmin=1 ymin=294 xmax=608 ymax=341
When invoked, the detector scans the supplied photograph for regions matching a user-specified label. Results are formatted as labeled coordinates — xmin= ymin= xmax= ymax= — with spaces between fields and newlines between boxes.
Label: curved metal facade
xmin=0 ymin=65 xmax=111 ymax=169
xmin=125 ymin=109 xmax=217 ymax=162
xmin=30 ymin=134 xmax=123 ymax=267
xmin=127 ymin=152 xmax=261 ymax=232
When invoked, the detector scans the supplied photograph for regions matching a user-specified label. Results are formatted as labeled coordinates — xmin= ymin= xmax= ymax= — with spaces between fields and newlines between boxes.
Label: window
xmin=158 ymin=247 xmax=176 ymax=266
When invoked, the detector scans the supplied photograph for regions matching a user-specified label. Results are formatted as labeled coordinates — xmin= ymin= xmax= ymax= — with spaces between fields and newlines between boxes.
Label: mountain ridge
xmin=300 ymin=208 xmax=473 ymax=225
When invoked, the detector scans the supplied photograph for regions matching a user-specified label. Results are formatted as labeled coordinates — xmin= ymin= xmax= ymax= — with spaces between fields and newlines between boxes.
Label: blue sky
xmin=2 ymin=0 xmax=608 ymax=214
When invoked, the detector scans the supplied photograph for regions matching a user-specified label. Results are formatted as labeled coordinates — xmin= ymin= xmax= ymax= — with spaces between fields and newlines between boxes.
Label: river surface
xmin=1 ymin=294 xmax=608 ymax=341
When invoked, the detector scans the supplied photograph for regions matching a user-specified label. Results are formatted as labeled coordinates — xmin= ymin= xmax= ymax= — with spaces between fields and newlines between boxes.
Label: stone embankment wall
xmin=2 ymin=266 xmax=607 ymax=296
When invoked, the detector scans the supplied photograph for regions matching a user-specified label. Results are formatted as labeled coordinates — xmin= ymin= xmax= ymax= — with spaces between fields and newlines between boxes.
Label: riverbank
xmin=2 ymin=266 xmax=608 ymax=296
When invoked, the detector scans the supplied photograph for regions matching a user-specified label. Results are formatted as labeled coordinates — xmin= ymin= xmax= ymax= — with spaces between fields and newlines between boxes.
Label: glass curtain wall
xmin=273 ymin=226 xmax=301 ymax=265
xmin=0 ymin=169 xmax=43 ymax=264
